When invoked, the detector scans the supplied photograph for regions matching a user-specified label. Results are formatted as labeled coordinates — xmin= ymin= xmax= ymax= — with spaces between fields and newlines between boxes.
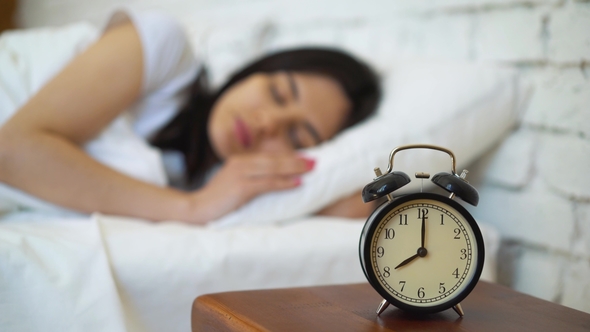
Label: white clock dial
xmin=371 ymin=198 xmax=478 ymax=306
xmin=360 ymin=193 xmax=484 ymax=312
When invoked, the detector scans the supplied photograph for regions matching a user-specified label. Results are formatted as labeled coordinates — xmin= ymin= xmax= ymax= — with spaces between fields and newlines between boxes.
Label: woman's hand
xmin=188 ymin=153 xmax=315 ymax=223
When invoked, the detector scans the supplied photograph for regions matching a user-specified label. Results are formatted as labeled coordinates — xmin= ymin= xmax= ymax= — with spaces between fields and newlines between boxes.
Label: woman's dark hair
xmin=151 ymin=47 xmax=381 ymax=186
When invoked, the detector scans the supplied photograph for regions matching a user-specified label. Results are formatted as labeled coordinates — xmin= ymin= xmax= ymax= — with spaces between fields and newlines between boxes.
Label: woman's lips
xmin=234 ymin=117 xmax=252 ymax=148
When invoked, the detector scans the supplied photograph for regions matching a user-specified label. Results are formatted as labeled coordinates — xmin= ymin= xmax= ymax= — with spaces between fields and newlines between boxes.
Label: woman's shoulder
xmin=118 ymin=10 xmax=198 ymax=93
xmin=105 ymin=10 xmax=186 ymax=42
xmin=103 ymin=10 xmax=200 ymax=139
xmin=104 ymin=9 xmax=199 ymax=95
xmin=105 ymin=10 xmax=193 ymax=69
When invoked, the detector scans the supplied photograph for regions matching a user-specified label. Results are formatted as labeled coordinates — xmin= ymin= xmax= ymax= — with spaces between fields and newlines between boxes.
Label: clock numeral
xmin=417 ymin=287 xmax=425 ymax=299
xmin=454 ymin=228 xmax=461 ymax=239
xmin=377 ymin=246 xmax=385 ymax=258
xmin=417 ymin=208 xmax=429 ymax=220
xmin=440 ymin=214 xmax=444 ymax=225
xmin=383 ymin=266 xmax=391 ymax=278
xmin=399 ymin=281 xmax=406 ymax=292
xmin=439 ymin=283 xmax=446 ymax=294
xmin=460 ymin=248 xmax=467 ymax=260
xmin=384 ymin=228 xmax=395 ymax=240
xmin=453 ymin=268 xmax=460 ymax=279
xmin=399 ymin=214 xmax=408 ymax=225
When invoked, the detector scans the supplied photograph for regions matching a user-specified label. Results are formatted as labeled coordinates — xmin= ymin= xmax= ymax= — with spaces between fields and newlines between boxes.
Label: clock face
xmin=360 ymin=193 xmax=484 ymax=313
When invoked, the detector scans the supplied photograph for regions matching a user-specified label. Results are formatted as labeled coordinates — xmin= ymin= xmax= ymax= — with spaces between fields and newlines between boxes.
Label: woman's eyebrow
xmin=286 ymin=72 xmax=299 ymax=100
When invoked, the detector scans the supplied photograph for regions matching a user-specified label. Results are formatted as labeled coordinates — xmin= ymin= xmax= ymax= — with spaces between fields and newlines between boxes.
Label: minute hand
xmin=421 ymin=216 xmax=426 ymax=248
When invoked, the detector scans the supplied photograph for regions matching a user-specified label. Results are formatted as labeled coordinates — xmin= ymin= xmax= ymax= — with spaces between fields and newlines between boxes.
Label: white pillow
xmin=213 ymin=60 xmax=522 ymax=227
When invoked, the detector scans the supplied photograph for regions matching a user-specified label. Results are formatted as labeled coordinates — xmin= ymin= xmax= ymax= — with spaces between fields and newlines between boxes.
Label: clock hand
xmin=421 ymin=215 xmax=426 ymax=248
xmin=394 ymin=253 xmax=419 ymax=269
xmin=395 ymin=246 xmax=429 ymax=270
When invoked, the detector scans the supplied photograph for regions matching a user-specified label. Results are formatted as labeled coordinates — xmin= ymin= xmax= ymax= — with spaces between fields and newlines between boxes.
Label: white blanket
xmin=0 ymin=213 xmax=499 ymax=332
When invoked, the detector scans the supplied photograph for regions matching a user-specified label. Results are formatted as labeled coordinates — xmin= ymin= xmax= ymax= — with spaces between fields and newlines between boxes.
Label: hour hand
xmin=394 ymin=253 xmax=419 ymax=269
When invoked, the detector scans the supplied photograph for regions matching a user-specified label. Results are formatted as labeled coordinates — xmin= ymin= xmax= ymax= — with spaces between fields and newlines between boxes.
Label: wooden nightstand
xmin=192 ymin=281 xmax=590 ymax=331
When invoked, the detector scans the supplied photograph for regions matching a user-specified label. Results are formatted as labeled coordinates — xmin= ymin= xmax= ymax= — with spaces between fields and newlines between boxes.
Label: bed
xmin=0 ymin=18 xmax=522 ymax=332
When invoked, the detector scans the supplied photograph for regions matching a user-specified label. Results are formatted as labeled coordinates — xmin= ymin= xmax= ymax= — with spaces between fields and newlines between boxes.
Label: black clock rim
xmin=358 ymin=193 xmax=485 ymax=314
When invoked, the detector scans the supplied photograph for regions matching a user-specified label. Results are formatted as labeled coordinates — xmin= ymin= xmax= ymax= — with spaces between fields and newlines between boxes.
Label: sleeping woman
xmin=0 ymin=10 xmax=381 ymax=224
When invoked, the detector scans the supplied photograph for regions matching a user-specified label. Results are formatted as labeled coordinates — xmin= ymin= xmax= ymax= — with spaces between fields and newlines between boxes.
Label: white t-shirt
xmin=95 ymin=9 xmax=201 ymax=187
xmin=104 ymin=9 xmax=200 ymax=139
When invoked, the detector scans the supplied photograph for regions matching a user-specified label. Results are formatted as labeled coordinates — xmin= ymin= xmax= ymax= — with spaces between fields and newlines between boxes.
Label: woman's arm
xmin=0 ymin=22 xmax=196 ymax=221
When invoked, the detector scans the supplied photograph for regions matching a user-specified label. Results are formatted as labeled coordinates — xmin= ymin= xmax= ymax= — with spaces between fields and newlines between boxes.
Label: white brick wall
xmin=573 ymin=203 xmax=590 ymax=257
xmin=475 ymin=177 xmax=576 ymax=252
xmin=524 ymin=68 xmax=590 ymax=136
xmin=539 ymin=133 xmax=590 ymax=200
xmin=562 ymin=258 xmax=590 ymax=313
xmin=14 ymin=0 xmax=590 ymax=314
xmin=475 ymin=8 xmax=548 ymax=61
xmin=549 ymin=2 xmax=590 ymax=62
xmin=513 ymin=248 xmax=563 ymax=302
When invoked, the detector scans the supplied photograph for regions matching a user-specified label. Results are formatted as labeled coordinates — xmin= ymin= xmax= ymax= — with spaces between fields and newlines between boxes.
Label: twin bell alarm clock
xmin=359 ymin=144 xmax=484 ymax=317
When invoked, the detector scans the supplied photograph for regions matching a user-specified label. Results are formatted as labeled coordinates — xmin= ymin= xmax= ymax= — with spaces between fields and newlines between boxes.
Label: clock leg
xmin=452 ymin=303 xmax=464 ymax=317
xmin=376 ymin=299 xmax=390 ymax=315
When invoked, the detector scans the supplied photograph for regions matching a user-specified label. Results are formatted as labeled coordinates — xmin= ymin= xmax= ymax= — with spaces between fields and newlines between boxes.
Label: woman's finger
xmin=232 ymin=153 xmax=315 ymax=177
xmin=198 ymin=154 xmax=314 ymax=218
xmin=242 ymin=174 xmax=302 ymax=197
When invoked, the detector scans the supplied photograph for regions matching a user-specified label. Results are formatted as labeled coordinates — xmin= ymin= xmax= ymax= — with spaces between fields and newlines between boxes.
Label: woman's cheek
xmin=207 ymin=112 xmax=231 ymax=160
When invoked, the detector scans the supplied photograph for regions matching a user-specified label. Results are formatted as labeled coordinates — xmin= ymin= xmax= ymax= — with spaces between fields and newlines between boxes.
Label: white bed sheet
xmin=0 ymin=213 xmax=499 ymax=332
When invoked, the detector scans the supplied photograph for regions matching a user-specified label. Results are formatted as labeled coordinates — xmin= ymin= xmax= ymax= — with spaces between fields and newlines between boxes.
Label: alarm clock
xmin=359 ymin=144 xmax=484 ymax=317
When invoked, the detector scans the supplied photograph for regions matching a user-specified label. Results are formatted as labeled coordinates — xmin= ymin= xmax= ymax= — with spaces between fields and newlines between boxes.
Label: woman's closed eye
xmin=270 ymin=72 xmax=297 ymax=106
xmin=269 ymin=81 xmax=287 ymax=105
xmin=269 ymin=72 xmax=323 ymax=150
xmin=287 ymin=123 xmax=322 ymax=150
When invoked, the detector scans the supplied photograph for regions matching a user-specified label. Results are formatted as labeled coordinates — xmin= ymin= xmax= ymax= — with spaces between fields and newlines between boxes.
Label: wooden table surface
xmin=192 ymin=281 xmax=590 ymax=331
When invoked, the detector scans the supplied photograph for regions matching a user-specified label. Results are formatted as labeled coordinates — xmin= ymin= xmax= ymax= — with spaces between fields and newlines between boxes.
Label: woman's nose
xmin=257 ymin=110 xmax=292 ymax=138
xmin=250 ymin=107 xmax=300 ymax=152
